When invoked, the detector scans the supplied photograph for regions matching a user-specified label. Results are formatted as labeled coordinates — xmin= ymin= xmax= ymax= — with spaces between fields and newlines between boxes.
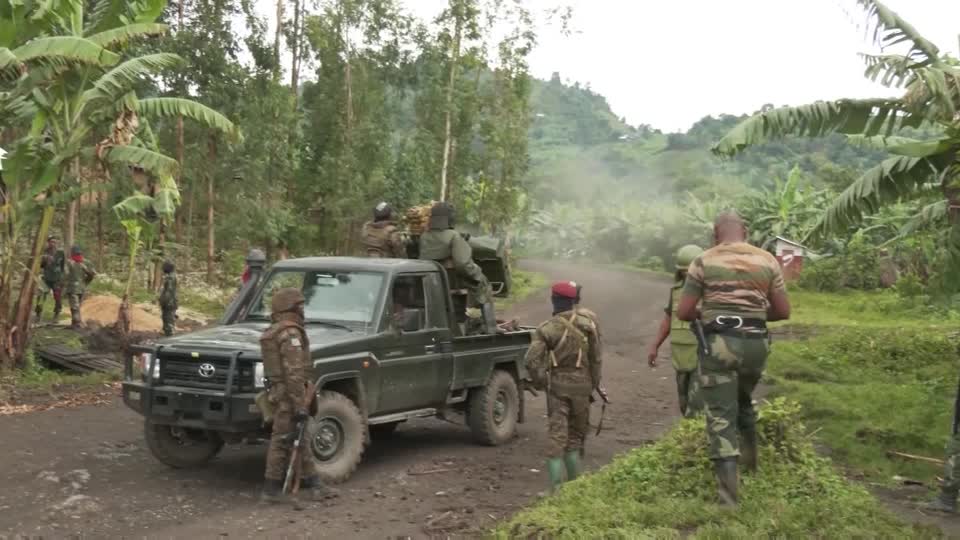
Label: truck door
xmin=377 ymin=272 xmax=453 ymax=412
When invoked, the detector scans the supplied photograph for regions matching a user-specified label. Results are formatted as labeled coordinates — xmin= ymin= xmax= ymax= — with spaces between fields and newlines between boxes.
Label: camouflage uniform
xmin=64 ymin=249 xmax=96 ymax=328
xmin=361 ymin=221 xmax=407 ymax=258
xmin=931 ymin=434 xmax=960 ymax=512
xmin=260 ymin=288 xmax=329 ymax=503
xmin=526 ymin=282 xmax=602 ymax=492
xmin=682 ymin=241 xmax=784 ymax=505
xmin=159 ymin=262 xmax=178 ymax=337
xmin=665 ymin=280 xmax=702 ymax=417
xmin=419 ymin=229 xmax=493 ymax=307
xmin=36 ymin=242 xmax=65 ymax=320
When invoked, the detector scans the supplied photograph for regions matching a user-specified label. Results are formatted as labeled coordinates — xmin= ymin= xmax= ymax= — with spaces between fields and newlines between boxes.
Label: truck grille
xmin=159 ymin=354 xmax=254 ymax=391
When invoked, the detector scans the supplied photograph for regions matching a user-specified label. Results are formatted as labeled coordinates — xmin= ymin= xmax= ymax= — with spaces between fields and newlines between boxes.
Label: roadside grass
xmin=498 ymin=398 xmax=938 ymax=538
xmin=496 ymin=269 xmax=547 ymax=310
xmin=764 ymin=289 xmax=957 ymax=485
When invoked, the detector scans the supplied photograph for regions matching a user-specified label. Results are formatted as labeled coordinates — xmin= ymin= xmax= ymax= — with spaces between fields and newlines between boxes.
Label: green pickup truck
xmin=122 ymin=256 xmax=533 ymax=483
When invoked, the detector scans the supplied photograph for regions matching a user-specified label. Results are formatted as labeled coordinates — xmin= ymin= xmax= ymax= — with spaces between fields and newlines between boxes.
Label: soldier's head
xmin=46 ymin=235 xmax=57 ymax=248
xmin=373 ymin=201 xmax=393 ymax=222
xmin=429 ymin=202 xmax=455 ymax=230
xmin=70 ymin=245 xmax=83 ymax=260
xmin=713 ymin=211 xmax=747 ymax=245
xmin=162 ymin=260 xmax=175 ymax=274
xmin=271 ymin=287 xmax=305 ymax=321
xmin=550 ymin=280 xmax=580 ymax=315
xmin=674 ymin=244 xmax=704 ymax=280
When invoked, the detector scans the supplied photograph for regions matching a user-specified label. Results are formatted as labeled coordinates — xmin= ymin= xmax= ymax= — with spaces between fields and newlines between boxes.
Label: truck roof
xmin=271 ymin=256 xmax=440 ymax=274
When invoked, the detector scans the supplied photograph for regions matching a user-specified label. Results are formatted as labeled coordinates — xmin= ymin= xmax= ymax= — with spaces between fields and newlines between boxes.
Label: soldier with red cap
xmin=524 ymin=280 xmax=603 ymax=492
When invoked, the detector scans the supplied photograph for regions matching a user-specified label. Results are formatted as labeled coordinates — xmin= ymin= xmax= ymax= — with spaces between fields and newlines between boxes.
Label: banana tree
xmin=712 ymin=0 xmax=960 ymax=286
xmin=0 ymin=0 xmax=241 ymax=367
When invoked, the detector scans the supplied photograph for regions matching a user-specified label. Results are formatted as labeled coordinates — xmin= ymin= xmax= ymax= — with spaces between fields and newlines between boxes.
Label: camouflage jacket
xmin=361 ymin=221 xmax=407 ymax=258
xmin=40 ymin=247 xmax=65 ymax=284
xmin=64 ymin=259 xmax=96 ymax=295
xmin=259 ymin=313 xmax=310 ymax=405
xmin=159 ymin=272 xmax=178 ymax=310
xmin=418 ymin=229 xmax=472 ymax=268
xmin=525 ymin=308 xmax=602 ymax=393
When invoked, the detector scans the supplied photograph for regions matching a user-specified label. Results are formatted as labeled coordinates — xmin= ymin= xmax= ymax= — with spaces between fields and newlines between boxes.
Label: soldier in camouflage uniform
xmin=64 ymin=245 xmax=96 ymax=329
xmin=36 ymin=235 xmax=66 ymax=320
xmin=647 ymin=244 xmax=704 ymax=417
xmin=260 ymin=287 xmax=333 ymax=503
xmin=525 ymin=281 xmax=602 ymax=493
xmin=927 ymin=433 xmax=960 ymax=513
xmin=361 ymin=202 xmax=407 ymax=258
xmin=418 ymin=202 xmax=495 ymax=333
xmin=676 ymin=213 xmax=791 ymax=507
xmin=158 ymin=260 xmax=178 ymax=337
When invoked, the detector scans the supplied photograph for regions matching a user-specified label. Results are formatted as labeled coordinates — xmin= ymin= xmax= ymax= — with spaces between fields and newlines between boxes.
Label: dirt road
xmin=0 ymin=262 xmax=679 ymax=538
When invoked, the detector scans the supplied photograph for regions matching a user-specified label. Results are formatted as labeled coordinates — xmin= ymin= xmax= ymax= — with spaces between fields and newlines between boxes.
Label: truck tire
xmin=468 ymin=369 xmax=519 ymax=446
xmin=309 ymin=390 xmax=366 ymax=484
xmin=369 ymin=421 xmax=401 ymax=441
xmin=144 ymin=421 xmax=224 ymax=469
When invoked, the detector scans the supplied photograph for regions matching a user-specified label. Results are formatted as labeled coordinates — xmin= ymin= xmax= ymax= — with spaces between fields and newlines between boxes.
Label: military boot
xmin=925 ymin=488 xmax=958 ymax=514
xmin=563 ymin=450 xmax=581 ymax=481
xmin=300 ymin=476 xmax=338 ymax=502
xmin=546 ymin=457 xmax=566 ymax=493
xmin=259 ymin=479 xmax=287 ymax=504
xmin=713 ymin=458 xmax=739 ymax=508
xmin=740 ymin=429 xmax=758 ymax=474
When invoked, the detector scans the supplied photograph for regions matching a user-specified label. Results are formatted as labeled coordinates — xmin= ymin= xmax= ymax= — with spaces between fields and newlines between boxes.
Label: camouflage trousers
xmin=676 ymin=369 xmax=703 ymax=418
xmin=264 ymin=393 xmax=318 ymax=482
xmin=68 ymin=294 xmax=83 ymax=327
xmin=941 ymin=432 xmax=960 ymax=492
xmin=161 ymin=307 xmax=176 ymax=337
xmin=546 ymin=386 xmax=591 ymax=458
xmin=699 ymin=332 xmax=769 ymax=460
xmin=460 ymin=261 xmax=493 ymax=307
xmin=36 ymin=280 xmax=63 ymax=319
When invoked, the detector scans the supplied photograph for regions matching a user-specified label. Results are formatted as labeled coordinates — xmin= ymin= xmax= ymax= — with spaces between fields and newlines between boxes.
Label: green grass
xmin=764 ymin=289 xmax=957 ymax=485
xmin=496 ymin=269 xmax=547 ymax=310
xmin=498 ymin=399 xmax=938 ymax=538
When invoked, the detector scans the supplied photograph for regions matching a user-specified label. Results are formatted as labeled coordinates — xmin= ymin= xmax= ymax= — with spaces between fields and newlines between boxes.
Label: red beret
xmin=551 ymin=281 xmax=579 ymax=299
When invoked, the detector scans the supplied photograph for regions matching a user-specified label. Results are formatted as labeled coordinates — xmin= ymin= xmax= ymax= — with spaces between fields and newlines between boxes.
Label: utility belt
xmin=702 ymin=315 xmax=768 ymax=339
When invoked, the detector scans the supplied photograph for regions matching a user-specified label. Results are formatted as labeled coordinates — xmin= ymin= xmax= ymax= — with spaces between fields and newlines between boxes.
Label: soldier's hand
xmin=647 ymin=347 xmax=658 ymax=367
xmin=293 ymin=409 xmax=310 ymax=423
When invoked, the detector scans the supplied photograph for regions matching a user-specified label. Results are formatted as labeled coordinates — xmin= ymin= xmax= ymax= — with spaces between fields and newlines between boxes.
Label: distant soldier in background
xmin=64 ymin=245 xmax=96 ymax=329
xmin=525 ymin=281 xmax=602 ymax=493
xmin=159 ymin=260 xmax=178 ymax=337
xmin=361 ymin=202 xmax=407 ymax=258
xmin=36 ymin=235 xmax=66 ymax=321
xmin=647 ymin=244 xmax=705 ymax=417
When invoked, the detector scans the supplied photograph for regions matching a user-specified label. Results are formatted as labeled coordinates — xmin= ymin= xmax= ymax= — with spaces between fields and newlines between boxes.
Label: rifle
xmin=282 ymin=381 xmax=317 ymax=495
xmin=591 ymin=384 xmax=611 ymax=436
xmin=690 ymin=319 xmax=711 ymax=359
xmin=953 ymin=372 xmax=960 ymax=436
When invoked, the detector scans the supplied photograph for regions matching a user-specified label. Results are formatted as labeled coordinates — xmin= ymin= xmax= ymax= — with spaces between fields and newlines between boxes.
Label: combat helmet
xmin=675 ymin=244 xmax=703 ymax=271
xmin=373 ymin=201 xmax=393 ymax=221
xmin=271 ymin=288 xmax=305 ymax=315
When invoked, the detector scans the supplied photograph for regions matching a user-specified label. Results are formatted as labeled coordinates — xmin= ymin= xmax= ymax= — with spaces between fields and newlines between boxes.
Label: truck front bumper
xmin=123 ymin=382 xmax=262 ymax=432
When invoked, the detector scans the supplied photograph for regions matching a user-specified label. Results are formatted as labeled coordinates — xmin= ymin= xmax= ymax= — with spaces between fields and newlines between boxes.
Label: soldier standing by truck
xmin=259 ymin=288 xmax=334 ymax=504
xmin=418 ymin=201 xmax=496 ymax=333
xmin=158 ymin=260 xmax=178 ymax=337
xmin=361 ymin=202 xmax=407 ymax=258
xmin=646 ymin=244 xmax=705 ymax=417
xmin=525 ymin=281 xmax=603 ymax=493
xmin=64 ymin=245 xmax=96 ymax=329
xmin=36 ymin=235 xmax=65 ymax=321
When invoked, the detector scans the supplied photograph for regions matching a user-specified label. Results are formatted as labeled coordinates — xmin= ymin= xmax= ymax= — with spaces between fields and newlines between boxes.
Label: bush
xmin=799 ymin=233 xmax=881 ymax=292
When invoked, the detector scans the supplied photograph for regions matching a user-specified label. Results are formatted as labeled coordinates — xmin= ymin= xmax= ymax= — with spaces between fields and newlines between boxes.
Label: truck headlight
xmin=138 ymin=353 xmax=159 ymax=381
xmin=254 ymin=362 xmax=265 ymax=388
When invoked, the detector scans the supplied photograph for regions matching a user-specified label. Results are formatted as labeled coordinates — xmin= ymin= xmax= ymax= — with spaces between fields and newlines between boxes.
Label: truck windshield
xmin=245 ymin=270 xmax=384 ymax=329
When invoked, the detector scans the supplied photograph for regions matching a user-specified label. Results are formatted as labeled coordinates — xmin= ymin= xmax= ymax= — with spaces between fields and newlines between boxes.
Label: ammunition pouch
xmin=255 ymin=391 xmax=274 ymax=424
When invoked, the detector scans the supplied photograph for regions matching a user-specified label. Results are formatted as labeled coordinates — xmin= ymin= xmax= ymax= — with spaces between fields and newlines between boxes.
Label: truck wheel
xmin=369 ymin=421 xmax=401 ymax=441
xmin=144 ymin=421 xmax=224 ymax=469
xmin=309 ymin=390 xmax=366 ymax=484
xmin=468 ymin=369 xmax=519 ymax=446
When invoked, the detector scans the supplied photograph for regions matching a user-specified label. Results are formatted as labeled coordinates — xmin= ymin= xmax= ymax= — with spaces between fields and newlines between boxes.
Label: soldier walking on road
xmin=647 ymin=244 xmax=705 ymax=417
xmin=676 ymin=212 xmax=791 ymax=507
xmin=361 ymin=202 xmax=407 ymax=258
xmin=158 ymin=260 xmax=178 ymax=337
xmin=36 ymin=235 xmax=66 ymax=321
xmin=260 ymin=288 xmax=334 ymax=504
xmin=64 ymin=245 xmax=96 ymax=329
xmin=525 ymin=281 xmax=603 ymax=493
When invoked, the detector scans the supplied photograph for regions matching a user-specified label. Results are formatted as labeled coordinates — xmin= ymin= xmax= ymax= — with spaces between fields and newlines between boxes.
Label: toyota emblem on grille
xmin=198 ymin=363 xmax=216 ymax=378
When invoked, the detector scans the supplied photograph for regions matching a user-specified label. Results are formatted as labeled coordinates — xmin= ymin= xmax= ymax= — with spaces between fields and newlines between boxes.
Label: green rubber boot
xmin=564 ymin=450 xmax=581 ymax=481
xmin=546 ymin=458 xmax=566 ymax=493
xmin=925 ymin=488 xmax=958 ymax=514
xmin=713 ymin=458 xmax=739 ymax=508
xmin=740 ymin=429 xmax=758 ymax=474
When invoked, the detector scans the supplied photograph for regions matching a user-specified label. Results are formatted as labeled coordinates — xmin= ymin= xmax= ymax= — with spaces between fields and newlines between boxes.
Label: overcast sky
xmin=256 ymin=0 xmax=960 ymax=133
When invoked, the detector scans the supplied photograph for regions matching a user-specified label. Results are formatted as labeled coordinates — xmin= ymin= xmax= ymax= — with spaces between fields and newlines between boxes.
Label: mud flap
xmin=518 ymin=384 xmax=526 ymax=424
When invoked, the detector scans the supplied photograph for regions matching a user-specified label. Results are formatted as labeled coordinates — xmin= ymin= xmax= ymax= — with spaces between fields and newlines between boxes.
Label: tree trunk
xmin=174 ymin=115 xmax=185 ymax=244
xmin=65 ymin=200 xmax=77 ymax=250
xmin=290 ymin=0 xmax=303 ymax=106
xmin=274 ymin=0 xmax=284 ymax=83
xmin=152 ymin=224 xmax=165 ymax=290
xmin=186 ymin=178 xmax=195 ymax=270
xmin=10 ymin=205 xmax=56 ymax=368
xmin=96 ymin=190 xmax=104 ymax=269
xmin=439 ymin=7 xmax=464 ymax=202
xmin=206 ymin=135 xmax=217 ymax=284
